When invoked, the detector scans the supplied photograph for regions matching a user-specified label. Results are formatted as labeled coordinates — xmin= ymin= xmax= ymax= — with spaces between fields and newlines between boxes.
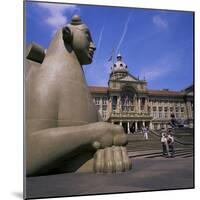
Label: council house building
xmin=89 ymin=54 xmax=194 ymax=133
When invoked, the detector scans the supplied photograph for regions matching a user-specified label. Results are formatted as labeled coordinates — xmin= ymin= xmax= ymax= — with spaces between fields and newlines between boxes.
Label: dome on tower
xmin=112 ymin=53 xmax=128 ymax=73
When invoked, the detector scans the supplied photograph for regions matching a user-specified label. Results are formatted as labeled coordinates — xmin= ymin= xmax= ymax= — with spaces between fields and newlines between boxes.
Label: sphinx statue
xmin=26 ymin=15 xmax=132 ymax=176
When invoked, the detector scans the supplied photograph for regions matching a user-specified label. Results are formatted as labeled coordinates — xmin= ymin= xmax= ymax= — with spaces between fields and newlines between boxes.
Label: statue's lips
xmin=89 ymin=50 xmax=94 ymax=58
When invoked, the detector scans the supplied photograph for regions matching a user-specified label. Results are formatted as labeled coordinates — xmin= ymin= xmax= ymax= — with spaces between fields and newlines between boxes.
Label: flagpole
xmin=112 ymin=48 xmax=115 ymax=66
xmin=108 ymin=47 xmax=115 ymax=73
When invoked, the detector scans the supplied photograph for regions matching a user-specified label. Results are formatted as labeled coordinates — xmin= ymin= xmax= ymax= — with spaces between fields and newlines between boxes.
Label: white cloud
xmin=139 ymin=58 xmax=175 ymax=81
xmin=140 ymin=66 xmax=170 ymax=81
xmin=153 ymin=15 xmax=168 ymax=29
xmin=35 ymin=3 xmax=79 ymax=33
xmin=45 ymin=14 xmax=67 ymax=28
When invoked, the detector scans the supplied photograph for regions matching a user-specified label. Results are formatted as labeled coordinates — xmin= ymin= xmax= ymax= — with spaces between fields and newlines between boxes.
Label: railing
xmin=150 ymin=130 xmax=193 ymax=145
xmin=111 ymin=111 xmax=151 ymax=118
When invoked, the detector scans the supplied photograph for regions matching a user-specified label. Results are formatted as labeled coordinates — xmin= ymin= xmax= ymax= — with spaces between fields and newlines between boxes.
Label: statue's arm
xmin=26 ymin=122 xmax=127 ymax=175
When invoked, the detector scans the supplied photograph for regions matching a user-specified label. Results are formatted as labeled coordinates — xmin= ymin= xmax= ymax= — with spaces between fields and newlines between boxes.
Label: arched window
xmin=121 ymin=91 xmax=134 ymax=112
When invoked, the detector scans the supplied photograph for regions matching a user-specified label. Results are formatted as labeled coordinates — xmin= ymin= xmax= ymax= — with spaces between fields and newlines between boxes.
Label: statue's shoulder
xmin=26 ymin=42 xmax=46 ymax=64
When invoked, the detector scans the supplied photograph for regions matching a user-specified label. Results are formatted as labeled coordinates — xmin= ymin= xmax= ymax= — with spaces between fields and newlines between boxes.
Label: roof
xmin=148 ymin=89 xmax=184 ymax=96
xmin=182 ymin=84 xmax=194 ymax=93
xmin=89 ymin=86 xmax=108 ymax=94
xmin=89 ymin=86 xmax=185 ymax=96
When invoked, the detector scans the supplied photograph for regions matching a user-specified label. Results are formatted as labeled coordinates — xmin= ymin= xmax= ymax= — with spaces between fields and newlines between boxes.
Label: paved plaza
xmin=26 ymin=156 xmax=194 ymax=199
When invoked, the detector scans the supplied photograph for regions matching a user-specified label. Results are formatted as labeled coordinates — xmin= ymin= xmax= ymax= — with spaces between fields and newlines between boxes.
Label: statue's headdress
xmin=70 ymin=15 xmax=83 ymax=25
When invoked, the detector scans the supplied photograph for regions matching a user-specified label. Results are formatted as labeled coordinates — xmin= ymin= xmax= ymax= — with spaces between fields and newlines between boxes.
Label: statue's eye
xmin=85 ymin=31 xmax=92 ymax=41
xmin=86 ymin=33 xmax=89 ymax=39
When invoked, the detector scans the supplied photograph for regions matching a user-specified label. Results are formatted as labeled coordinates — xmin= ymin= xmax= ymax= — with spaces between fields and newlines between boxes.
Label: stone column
xmin=134 ymin=95 xmax=138 ymax=112
xmin=135 ymin=121 xmax=138 ymax=132
xmin=99 ymin=97 xmax=102 ymax=115
xmin=108 ymin=97 xmax=112 ymax=116
xmin=162 ymin=106 xmax=165 ymax=119
xmin=142 ymin=121 xmax=145 ymax=127
xmin=132 ymin=95 xmax=135 ymax=112
xmin=120 ymin=121 xmax=122 ymax=126
xmin=186 ymin=101 xmax=192 ymax=119
xmin=116 ymin=96 xmax=120 ymax=113
xmin=145 ymin=98 xmax=148 ymax=112
xmin=149 ymin=121 xmax=153 ymax=130
xmin=151 ymin=100 xmax=153 ymax=116
xmin=127 ymin=122 xmax=130 ymax=134
xmin=168 ymin=103 xmax=171 ymax=119
xmin=183 ymin=103 xmax=187 ymax=119
xmin=138 ymin=98 xmax=141 ymax=113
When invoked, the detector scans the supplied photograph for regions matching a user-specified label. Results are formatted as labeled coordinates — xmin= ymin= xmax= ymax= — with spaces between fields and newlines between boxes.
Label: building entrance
xmin=130 ymin=122 xmax=135 ymax=133
xmin=122 ymin=122 xmax=128 ymax=134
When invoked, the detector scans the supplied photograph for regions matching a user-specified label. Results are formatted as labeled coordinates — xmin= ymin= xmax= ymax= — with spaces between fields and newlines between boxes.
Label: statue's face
xmin=69 ymin=24 xmax=96 ymax=65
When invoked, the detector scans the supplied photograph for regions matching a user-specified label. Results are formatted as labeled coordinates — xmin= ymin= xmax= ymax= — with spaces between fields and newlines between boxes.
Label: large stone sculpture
xmin=26 ymin=15 xmax=132 ymax=176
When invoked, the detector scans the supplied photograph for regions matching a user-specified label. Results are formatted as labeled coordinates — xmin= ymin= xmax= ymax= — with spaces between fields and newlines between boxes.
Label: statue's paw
xmin=113 ymin=134 xmax=128 ymax=146
xmin=92 ymin=123 xmax=128 ymax=149
xmin=93 ymin=146 xmax=132 ymax=173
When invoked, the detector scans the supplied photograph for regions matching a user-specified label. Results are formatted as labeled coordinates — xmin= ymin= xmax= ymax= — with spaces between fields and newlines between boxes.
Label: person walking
xmin=161 ymin=132 xmax=170 ymax=157
xmin=167 ymin=131 xmax=175 ymax=158
xmin=143 ymin=127 xmax=149 ymax=140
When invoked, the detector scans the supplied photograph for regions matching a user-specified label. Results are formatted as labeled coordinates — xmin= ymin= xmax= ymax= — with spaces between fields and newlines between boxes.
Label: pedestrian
xmin=167 ymin=131 xmax=175 ymax=158
xmin=161 ymin=131 xmax=170 ymax=157
xmin=143 ymin=127 xmax=149 ymax=140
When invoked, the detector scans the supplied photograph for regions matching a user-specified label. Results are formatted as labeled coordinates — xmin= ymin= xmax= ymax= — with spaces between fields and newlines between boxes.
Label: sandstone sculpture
xmin=26 ymin=15 xmax=132 ymax=176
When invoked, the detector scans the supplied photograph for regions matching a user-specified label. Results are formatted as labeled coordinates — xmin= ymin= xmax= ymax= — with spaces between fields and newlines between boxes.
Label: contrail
xmin=95 ymin=26 xmax=104 ymax=59
xmin=116 ymin=12 xmax=132 ymax=54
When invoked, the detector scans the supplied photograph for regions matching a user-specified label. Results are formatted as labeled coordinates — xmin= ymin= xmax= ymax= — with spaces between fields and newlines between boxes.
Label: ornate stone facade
xmin=89 ymin=54 xmax=194 ymax=133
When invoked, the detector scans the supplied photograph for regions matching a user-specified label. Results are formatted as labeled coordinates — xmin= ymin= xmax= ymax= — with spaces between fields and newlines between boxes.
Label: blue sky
xmin=26 ymin=1 xmax=194 ymax=91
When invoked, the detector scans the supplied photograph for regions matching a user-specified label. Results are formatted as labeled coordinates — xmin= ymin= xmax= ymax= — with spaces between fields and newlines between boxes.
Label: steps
xmin=152 ymin=128 xmax=194 ymax=145
xmin=128 ymin=148 xmax=193 ymax=159
xmin=127 ymin=132 xmax=161 ymax=152
xmin=127 ymin=131 xmax=193 ymax=159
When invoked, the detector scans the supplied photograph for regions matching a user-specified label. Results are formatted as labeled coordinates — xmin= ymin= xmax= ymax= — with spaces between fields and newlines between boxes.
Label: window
xmin=181 ymin=107 xmax=184 ymax=118
xmin=148 ymin=106 xmax=151 ymax=113
xmin=112 ymin=96 xmax=117 ymax=110
xmin=122 ymin=93 xmax=134 ymax=112
xmin=191 ymin=103 xmax=194 ymax=117
xmin=102 ymin=111 xmax=107 ymax=119
xmin=180 ymin=103 xmax=184 ymax=107
xmin=95 ymin=97 xmax=100 ymax=105
xmin=153 ymin=107 xmax=157 ymax=118
xmin=175 ymin=107 xmax=179 ymax=118
xmin=102 ymin=97 xmax=107 ymax=105
xmin=164 ymin=107 xmax=168 ymax=118
xmin=95 ymin=97 xmax=100 ymax=110
xmin=141 ymin=97 xmax=145 ymax=111
xmin=159 ymin=107 xmax=163 ymax=118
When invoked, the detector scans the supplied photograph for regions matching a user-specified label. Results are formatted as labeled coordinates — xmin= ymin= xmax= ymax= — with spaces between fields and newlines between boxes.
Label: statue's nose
xmin=90 ymin=42 xmax=96 ymax=51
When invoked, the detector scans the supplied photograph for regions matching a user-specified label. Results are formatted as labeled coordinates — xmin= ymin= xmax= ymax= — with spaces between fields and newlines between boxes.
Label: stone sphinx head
xmin=62 ymin=15 xmax=96 ymax=65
